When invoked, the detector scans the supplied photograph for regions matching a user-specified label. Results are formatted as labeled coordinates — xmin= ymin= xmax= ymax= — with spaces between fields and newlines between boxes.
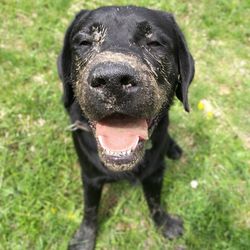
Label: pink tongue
xmin=96 ymin=116 xmax=148 ymax=152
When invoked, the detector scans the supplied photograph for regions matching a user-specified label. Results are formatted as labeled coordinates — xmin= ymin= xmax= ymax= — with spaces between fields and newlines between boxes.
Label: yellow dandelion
xmin=51 ymin=207 xmax=57 ymax=214
xmin=67 ymin=212 xmax=77 ymax=220
xmin=198 ymin=100 xmax=205 ymax=110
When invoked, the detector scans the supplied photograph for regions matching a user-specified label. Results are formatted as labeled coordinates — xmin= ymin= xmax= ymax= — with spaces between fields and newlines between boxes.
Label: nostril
xmin=121 ymin=75 xmax=138 ymax=93
xmin=120 ymin=75 xmax=136 ymax=88
xmin=91 ymin=77 xmax=107 ymax=88
xmin=120 ymin=75 xmax=131 ymax=86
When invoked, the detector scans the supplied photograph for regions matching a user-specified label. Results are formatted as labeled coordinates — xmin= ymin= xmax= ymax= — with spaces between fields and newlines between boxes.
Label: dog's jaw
xmin=89 ymin=114 xmax=158 ymax=172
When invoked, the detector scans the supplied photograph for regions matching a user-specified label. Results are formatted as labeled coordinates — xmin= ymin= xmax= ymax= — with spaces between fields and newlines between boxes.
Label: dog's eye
xmin=147 ymin=41 xmax=162 ymax=47
xmin=73 ymin=33 xmax=93 ymax=48
xmin=79 ymin=40 xmax=92 ymax=46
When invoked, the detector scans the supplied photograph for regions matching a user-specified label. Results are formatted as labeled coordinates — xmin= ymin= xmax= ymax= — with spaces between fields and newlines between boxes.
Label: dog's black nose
xmin=89 ymin=62 xmax=138 ymax=92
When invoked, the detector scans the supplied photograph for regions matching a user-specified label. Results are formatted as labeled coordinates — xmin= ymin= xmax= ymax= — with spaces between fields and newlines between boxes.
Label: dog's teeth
xmin=103 ymin=148 xmax=133 ymax=157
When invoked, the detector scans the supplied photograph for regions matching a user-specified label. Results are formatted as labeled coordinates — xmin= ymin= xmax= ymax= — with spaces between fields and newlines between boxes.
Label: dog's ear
xmin=169 ymin=15 xmax=195 ymax=112
xmin=57 ymin=10 xmax=89 ymax=109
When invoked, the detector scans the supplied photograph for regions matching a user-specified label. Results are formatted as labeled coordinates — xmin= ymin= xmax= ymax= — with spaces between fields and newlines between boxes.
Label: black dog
xmin=57 ymin=6 xmax=194 ymax=250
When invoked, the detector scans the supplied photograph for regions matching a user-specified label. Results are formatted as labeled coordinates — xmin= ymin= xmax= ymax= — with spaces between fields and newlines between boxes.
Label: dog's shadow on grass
xmin=163 ymin=116 xmax=216 ymax=193
xmin=98 ymin=180 xmax=134 ymax=224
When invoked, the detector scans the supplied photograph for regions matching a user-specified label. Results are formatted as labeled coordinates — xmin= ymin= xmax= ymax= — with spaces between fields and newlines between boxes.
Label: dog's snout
xmin=89 ymin=63 xmax=138 ymax=92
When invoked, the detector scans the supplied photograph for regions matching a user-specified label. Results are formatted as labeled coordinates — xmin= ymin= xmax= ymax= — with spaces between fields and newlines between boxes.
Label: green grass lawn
xmin=0 ymin=0 xmax=249 ymax=249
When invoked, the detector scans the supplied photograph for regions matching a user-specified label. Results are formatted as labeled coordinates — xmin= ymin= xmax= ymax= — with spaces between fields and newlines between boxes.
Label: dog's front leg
xmin=68 ymin=179 xmax=103 ymax=250
xmin=141 ymin=167 xmax=183 ymax=240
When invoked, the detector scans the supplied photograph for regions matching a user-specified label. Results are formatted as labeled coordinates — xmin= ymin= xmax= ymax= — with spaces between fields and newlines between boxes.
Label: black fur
xmin=57 ymin=6 xmax=194 ymax=250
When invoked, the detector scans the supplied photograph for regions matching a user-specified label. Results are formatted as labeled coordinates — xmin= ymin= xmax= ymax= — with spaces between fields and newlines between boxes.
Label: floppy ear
xmin=170 ymin=15 xmax=195 ymax=112
xmin=57 ymin=10 xmax=89 ymax=109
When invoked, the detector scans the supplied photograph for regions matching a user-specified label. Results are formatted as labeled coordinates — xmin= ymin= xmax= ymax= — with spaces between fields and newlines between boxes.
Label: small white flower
xmin=32 ymin=74 xmax=47 ymax=85
xmin=37 ymin=118 xmax=46 ymax=127
xmin=0 ymin=110 xmax=6 ymax=119
xmin=190 ymin=180 xmax=199 ymax=189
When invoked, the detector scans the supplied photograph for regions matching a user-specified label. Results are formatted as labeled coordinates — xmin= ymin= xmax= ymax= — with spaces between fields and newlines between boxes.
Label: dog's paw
xmin=68 ymin=223 xmax=96 ymax=250
xmin=166 ymin=139 xmax=182 ymax=160
xmin=161 ymin=214 xmax=184 ymax=240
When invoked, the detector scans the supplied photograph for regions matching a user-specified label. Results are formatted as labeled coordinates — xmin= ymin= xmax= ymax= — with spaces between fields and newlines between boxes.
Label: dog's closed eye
xmin=73 ymin=33 xmax=93 ymax=48
xmin=146 ymin=40 xmax=162 ymax=47
xmin=79 ymin=40 xmax=92 ymax=46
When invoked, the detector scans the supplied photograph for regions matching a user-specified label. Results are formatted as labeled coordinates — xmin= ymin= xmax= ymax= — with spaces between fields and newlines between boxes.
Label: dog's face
xmin=58 ymin=6 xmax=194 ymax=172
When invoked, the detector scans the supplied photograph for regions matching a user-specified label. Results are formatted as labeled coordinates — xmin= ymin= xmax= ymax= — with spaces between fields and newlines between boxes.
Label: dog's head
xmin=58 ymin=6 xmax=194 ymax=172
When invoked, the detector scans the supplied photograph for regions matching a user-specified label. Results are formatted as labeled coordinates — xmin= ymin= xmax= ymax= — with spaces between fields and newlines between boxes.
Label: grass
xmin=0 ymin=0 xmax=249 ymax=249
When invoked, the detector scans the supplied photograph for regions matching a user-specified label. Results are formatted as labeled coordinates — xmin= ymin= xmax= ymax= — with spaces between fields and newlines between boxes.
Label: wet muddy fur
xmin=57 ymin=6 xmax=194 ymax=250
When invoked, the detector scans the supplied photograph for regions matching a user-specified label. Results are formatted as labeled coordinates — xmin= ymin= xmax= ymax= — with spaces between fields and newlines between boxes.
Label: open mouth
xmin=92 ymin=114 xmax=153 ymax=172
